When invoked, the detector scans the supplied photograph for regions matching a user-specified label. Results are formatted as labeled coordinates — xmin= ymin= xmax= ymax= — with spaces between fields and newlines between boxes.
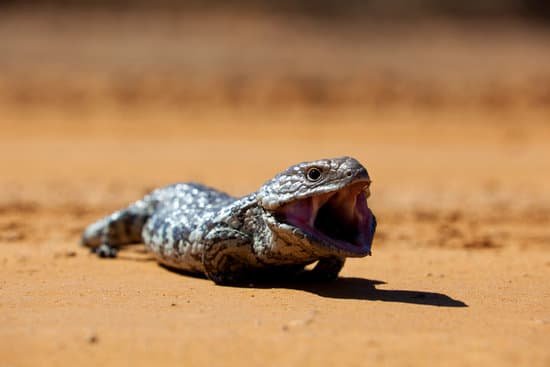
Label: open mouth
xmin=273 ymin=180 xmax=375 ymax=255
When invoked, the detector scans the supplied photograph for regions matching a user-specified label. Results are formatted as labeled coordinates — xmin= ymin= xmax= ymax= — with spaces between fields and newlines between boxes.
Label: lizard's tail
xmin=80 ymin=204 xmax=150 ymax=251
xmin=80 ymin=217 xmax=109 ymax=249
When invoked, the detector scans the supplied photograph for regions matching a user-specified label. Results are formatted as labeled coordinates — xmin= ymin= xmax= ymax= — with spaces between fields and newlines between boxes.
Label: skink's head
xmin=257 ymin=157 xmax=376 ymax=257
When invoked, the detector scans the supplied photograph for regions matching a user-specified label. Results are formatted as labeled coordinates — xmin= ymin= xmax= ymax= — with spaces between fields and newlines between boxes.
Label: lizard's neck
xmin=211 ymin=192 xmax=276 ymax=254
xmin=212 ymin=193 xmax=262 ymax=232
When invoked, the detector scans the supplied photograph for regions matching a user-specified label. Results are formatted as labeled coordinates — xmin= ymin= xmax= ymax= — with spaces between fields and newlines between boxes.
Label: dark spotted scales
xmin=81 ymin=157 xmax=377 ymax=284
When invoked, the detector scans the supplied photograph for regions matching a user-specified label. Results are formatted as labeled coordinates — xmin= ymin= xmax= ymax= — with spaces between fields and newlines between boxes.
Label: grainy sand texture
xmin=1 ymin=9 xmax=549 ymax=367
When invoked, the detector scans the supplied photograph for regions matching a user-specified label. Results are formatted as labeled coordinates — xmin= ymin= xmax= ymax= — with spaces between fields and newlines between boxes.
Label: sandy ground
xmin=1 ymin=106 xmax=549 ymax=367
xmin=1 ymin=10 xmax=550 ymax=367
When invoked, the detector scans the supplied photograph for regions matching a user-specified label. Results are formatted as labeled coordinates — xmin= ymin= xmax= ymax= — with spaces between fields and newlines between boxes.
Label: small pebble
xmin=282 ymin=310 xmax=317 ymax=331
xmin=87 ymin=333 xmax=99 ymax=344
xmin=55 ymin=250 xmax=77 ymax=258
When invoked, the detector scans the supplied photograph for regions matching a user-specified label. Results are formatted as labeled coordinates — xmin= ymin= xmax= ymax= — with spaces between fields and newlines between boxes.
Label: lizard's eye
xmin=306 ymin=167 xmax=323 ymax=182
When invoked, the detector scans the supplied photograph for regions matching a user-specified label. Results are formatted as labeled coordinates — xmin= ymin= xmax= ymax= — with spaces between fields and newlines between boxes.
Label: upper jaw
xmin=270 ymin=179 xmax=375 ymax=257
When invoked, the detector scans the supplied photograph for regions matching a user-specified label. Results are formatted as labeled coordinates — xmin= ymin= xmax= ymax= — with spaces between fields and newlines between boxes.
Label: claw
xmin=93 ymin=244 xmax=118 ymax=258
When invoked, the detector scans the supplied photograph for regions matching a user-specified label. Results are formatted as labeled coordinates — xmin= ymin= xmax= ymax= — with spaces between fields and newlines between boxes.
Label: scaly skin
xmin=81 ymin=157 xmax=376 ymax=285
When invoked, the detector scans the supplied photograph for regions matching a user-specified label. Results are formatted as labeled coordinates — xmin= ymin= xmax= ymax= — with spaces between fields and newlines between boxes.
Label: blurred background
xmin=2 ymin=0 xmax=550 ymax=111
xmin=2 ymin=5 xmax=549 ymax=366
xmin=1 ymin=0 xmax=549 ymax=217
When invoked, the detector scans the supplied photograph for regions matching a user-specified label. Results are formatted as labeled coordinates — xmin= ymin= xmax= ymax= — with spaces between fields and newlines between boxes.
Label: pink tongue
xmin=355 ymin=191 xmax=370 ymax=217
xmin=281 ymin=197 xmax=313 ymax=226
xmin=355 ymin=191 xmax=375 ymax=247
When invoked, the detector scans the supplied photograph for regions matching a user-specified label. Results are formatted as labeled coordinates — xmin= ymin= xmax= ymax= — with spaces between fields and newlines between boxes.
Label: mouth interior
xmin=274 ymin=181 xmax=374 ymax=253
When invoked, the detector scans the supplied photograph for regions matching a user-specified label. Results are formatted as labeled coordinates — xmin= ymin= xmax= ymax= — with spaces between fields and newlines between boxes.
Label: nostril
xmin=345 ymin=170 xmax=353 ymax=177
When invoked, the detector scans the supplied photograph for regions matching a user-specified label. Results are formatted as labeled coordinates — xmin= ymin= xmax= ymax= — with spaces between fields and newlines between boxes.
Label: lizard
xmin=80 ymin=156 xmax=377 ymax=285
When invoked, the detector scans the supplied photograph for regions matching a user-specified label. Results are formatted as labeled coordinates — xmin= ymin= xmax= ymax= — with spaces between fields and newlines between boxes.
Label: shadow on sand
xmin=160 ymin=264 xmax=467 ymax=307
xmin=267 ymin=277 xmax=468 ymax=307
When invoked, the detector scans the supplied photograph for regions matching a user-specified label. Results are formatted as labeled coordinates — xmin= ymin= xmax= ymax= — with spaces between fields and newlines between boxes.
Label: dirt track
xmin=1 ymin=106 xmax=549 ymax=366
xmin=1 ymin=10 xmax=550 ymax=366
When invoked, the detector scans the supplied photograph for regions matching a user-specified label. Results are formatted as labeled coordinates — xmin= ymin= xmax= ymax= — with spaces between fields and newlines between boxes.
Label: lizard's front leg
xmin=201 ymin=227 xmax=254 ymax=285
xmin=310 ymin=257 xmax=346 ymax=281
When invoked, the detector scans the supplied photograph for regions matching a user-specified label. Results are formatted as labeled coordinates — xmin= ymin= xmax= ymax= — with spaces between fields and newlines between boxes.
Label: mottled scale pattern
xmin=142 ymin=183 xmax=238 ymax=272
xmin=81 ymin=157 xmax=376 ymax=284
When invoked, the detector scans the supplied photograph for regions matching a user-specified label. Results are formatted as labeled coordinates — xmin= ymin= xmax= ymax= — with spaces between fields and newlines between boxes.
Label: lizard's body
xmin=82 ymin=157 xmax=376 ymax=284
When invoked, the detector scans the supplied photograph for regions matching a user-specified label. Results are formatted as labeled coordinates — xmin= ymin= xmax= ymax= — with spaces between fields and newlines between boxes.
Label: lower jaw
xmin=296 ymin=225 xmax=373 ymax=257
xmin=308 ymin=214 xmax=374 ymax=256
xmin=311 ymin=236 xmax=371 ymax=257
xmin=268 ymin=220 xmax=374 ymax=258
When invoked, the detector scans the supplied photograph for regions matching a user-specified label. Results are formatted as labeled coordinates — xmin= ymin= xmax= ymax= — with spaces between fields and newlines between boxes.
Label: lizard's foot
xmin=92 ymin=244 xmax=118 ymax=258
xmin=203 ymin=255 xmax=250 ymax=286
xmin=309 ymin=257 xmax=345 ymax=281
xmin=204 ymin=269 xmax=246 ymax=286
xmin=201 ymin=227 xmax=252 ymax=286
